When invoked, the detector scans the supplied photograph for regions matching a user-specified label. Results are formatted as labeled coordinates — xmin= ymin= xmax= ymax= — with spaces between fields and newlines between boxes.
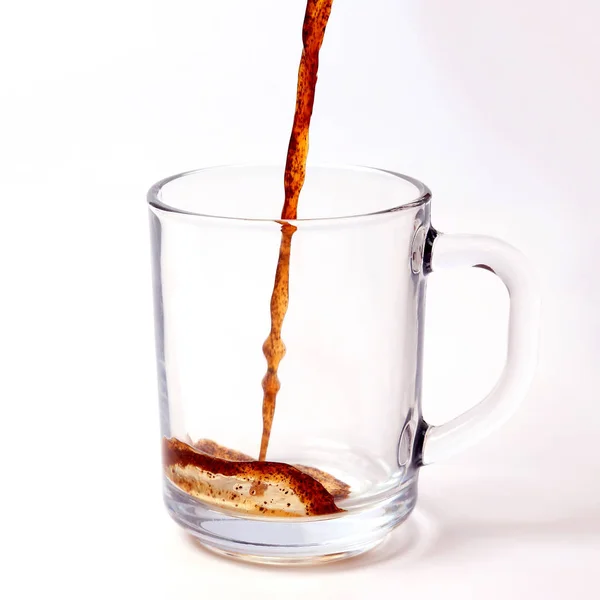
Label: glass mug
xmin=148 ymin=165 xmax=538 ymax=564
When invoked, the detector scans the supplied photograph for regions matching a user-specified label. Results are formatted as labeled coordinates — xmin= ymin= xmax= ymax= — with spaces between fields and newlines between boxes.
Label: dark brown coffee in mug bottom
xmin=163 ymin=437 xmax=350 ymax=517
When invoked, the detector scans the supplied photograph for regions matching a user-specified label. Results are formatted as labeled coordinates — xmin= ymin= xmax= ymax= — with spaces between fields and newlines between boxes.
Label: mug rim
xmin=147 ymin=163 xmax=432 ymax=223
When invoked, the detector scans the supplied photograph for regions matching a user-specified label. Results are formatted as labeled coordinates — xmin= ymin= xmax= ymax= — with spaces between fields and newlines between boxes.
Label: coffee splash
xmin=164 ymin=437 xmax=348 ymax=517
xmin=164 ymin=0 xmax=344 ymax=517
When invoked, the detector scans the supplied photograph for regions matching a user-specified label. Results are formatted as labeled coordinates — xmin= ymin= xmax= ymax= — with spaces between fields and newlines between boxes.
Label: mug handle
xmin=420 ymin=229 xmax=540 ymax=464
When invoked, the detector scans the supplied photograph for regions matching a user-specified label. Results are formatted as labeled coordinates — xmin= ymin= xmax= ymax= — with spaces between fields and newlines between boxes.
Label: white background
xmin=2 ymin=1 xmax=599 ymax=598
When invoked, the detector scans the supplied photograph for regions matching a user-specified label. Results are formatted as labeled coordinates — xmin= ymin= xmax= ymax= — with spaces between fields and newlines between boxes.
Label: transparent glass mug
xmin=148 ymin=165 xmax=538 ymax=564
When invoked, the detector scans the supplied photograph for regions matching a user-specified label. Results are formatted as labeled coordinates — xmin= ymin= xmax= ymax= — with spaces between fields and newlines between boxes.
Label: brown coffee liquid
xmin=164 ymin=437 xmax=347 ymax=517
xmin=259 ymin=0 xmax=334 ymax=461
xmin=163 ymin=0 xmax=344 ymax=517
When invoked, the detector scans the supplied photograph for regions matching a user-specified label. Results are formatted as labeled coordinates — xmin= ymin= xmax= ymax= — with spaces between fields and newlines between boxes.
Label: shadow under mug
xmin=148 ymin=164 xmax=539 ymax=565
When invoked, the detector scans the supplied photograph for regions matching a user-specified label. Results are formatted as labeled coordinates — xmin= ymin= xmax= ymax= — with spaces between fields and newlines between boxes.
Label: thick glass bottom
xmin=163 ymin=476 xmax=418 ymax=565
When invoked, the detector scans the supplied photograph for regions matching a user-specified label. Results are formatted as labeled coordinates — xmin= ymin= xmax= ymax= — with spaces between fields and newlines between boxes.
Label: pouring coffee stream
xmin=163 ymin=0 xmax=345 ymax=517
xmin=259 ymin=0 xmax=334 ymax=461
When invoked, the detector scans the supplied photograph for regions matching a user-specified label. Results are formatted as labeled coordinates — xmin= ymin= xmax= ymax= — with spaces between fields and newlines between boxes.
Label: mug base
xmin=200 ymin=536 xmax=387 ymax=566
xmin=163 ymin=476 xmax=418 ymax=565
